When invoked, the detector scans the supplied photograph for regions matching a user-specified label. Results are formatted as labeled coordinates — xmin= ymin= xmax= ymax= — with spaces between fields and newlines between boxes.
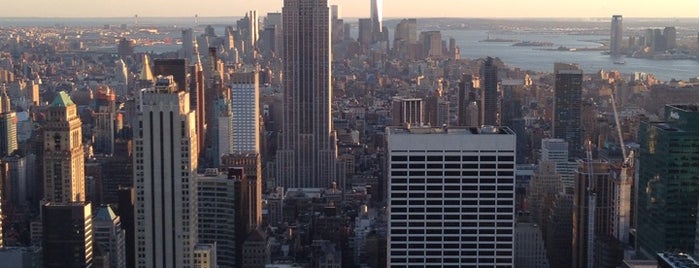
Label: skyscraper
xmin=43 ymin=92 xmax=85 ymax=203
xmin=420 ymin=31 xmax=443 ymax=59
xmin=42 ymin=202 xmax=93 ymax=268
xmin=553 ymin=63 xmax=583 ymax=159
xmin=358 ymin=18 xmax=373 ymax=47
xmin=211 ymin=88 xmax=233 ymax=168
xmin=481 ymin=57 xmax=499 ymax=126
xmin=236 ymin=11 xmax=259 ymax=60
xmin=0 ymin=86 xmax=17 ymax=157
xmin=393 ymin=18 xmax=417 ymax=57
xmin=117 ymin=187 xmax=135 ymax=268
xmin=182 ymin=28 xmax=194 ymax=61
xmin=637 ymin=104 xmax=699 ymax=257
xmin=370 ymin=0 xmax=382 ymax=33
xmin=196 ymin=169 xmax=236 ymax=268
xmin=527 ymin=161 xmax=561 ymax=228
xmin=153 ymin=59 xmax=187 ymax=92
xmin=572 ymin=161 xmax=623 ymax=268
xmin=93 ymin=86 xmax=116 ymax=155
xmin=457 ymin=74 xmax=476 ymax=126
xmin=541 ymin=138 xmax=578 ymax=187
xmin=330 ymin=5 xmax=344 ymax=44
xmin=386 ymin=125 xmax=516 ymax=267
xmin=370 ymin=0 xmax=383 ymax=41
xmin=93 ymin=205 xmax=127 ymax=268
xmin=189 ymin=62 xmax=206 ymax=159
xmin=610 ymin=15 xmax=623 ymax=56
xmin=231 ymin=71 xmax=260 ymax=154
xmin=664 ymin=26 xmax=677 ymax=49
xmin=278 ymin=0 xmax=337 ymax=189
xmin=133 ymin=76 xmax=198 ymax=268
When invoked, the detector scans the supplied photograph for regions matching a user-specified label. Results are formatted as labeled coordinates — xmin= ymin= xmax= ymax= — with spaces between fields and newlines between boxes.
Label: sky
xmin=3 ymin=0 xmax=699 ymax=18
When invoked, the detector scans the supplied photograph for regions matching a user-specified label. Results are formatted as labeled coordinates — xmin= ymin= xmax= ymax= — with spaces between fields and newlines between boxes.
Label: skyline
xmin=4 ymin=0 xmax=699 ymax=18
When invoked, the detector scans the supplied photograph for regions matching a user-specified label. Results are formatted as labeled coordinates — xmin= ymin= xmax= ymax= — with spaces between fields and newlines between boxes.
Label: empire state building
xmin=277 ymin=0 xmax=337 ymax=189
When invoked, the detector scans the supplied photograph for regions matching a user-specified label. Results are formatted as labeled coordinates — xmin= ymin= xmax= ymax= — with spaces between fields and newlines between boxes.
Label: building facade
xmin=553 ymin=63 xmax=583 ymax=159
xmin=540 ymin=138 xmax=578 ymax=187
xmin=93 ymin=86 xmax=116 ymax=155
xmin=0 ymin=86 xmax=17 ymax=157
xmin=277 ymin=0 xmax=337 ymax=189
xmin=230 ymin=71 xmax=260 ymax=154
xmin=196 ymin=169 xmax=236 ymax=268
xmin=610 ymin=15 xmax=623 ymax=56
xmin=481 ymin=57 xmax=499 ymax=126
xmin=42 ymin=202 xmax=93 ymax=268
xmin=572 ymin=161 xmax=623 ymax=268
xmin=515 ymin=222 xmax=550 ymax=268
xmin=637 ymin=105 xmax=699 ymax=257
xmin=386 ymin=126 xmax=516 ymax=267
xmin=133 ymin=76 xmax=198 ymax=268
xmin=43 ymin=92 xmax=85 ymax=203
xmin=93 ymin=205 xmax=126 ymax=268
xmin=391 ymin=97 xmax=423 ymax=127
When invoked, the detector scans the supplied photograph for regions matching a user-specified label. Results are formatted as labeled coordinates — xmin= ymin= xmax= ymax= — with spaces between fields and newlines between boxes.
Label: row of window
xmin=392 ymin=163 xmax=514 ymax=169
xmin=389 ymin=248 xmax=513 ymax=254
xmin=390 ymin=213 xmax=513 ymax=221
xmin=391 ymin=206 xmax=513 ymax=213
xmin=391 ymin=185 xmax=514 ymax=192
xmin=391 ymin=193 xmax=514 ymax=201
xmin=392 ymin=170 xmax=514 ymax=177
xmin=391 ymin=178 xmax=514 ymax=184
xmin=391 ymin=155 xmax=514 ymax=162
xmin=389 ymin=206 xmax=512 ymax=213
xmin=391 ymin=214 xmax=514 ymax=222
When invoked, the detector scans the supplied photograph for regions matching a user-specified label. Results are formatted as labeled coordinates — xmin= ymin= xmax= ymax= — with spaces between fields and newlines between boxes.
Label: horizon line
xmin=2 ymin=16 xmax=699 ymax=20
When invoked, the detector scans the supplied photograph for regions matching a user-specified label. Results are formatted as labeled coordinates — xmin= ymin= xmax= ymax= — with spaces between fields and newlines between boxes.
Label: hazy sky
xmin=4 ymin=0 xmax=699 ymax=18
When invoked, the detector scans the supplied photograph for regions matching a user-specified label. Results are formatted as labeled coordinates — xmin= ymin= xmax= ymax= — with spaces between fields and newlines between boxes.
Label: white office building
xmin=387 ymin=126 xmax=516 ymax=267
xmin=230 ymin=71 xmax=260 ymax=154
xmin=133 ymin=76 xmax=198 ymax=268
xmin=541 ymin=138 xmax=577 ymax=187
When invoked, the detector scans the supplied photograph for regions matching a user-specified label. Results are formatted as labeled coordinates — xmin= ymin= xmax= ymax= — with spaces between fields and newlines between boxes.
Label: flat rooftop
xmin=387 ymin=125 xmax=515 ymax=135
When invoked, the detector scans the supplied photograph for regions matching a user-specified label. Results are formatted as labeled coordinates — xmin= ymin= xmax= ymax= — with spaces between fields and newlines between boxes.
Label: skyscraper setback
xmin=277 ymin=0 xmax=337 ymax=189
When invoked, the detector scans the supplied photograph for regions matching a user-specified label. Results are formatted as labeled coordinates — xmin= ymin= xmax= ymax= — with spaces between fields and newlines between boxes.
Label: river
xmin=443 ymin=29 xmax=699 ymax=81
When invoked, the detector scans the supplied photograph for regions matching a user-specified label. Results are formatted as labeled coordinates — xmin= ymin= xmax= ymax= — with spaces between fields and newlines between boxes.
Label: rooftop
xmin=387 ymin=125 xmax=515 ymax=135
xmin=669 ymin=104 xmax=699 ymax=113
xmin=50 ymin=91 xmax=75 ymax=107
xmin=657 ymin=252 xmax=699 ymax=268
xmin=93 ymin=205 xmax=118 ymax=222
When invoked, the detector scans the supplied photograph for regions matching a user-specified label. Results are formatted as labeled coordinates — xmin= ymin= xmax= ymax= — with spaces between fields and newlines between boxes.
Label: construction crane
xmin=610 ymin=87 xmax=633 ymax=244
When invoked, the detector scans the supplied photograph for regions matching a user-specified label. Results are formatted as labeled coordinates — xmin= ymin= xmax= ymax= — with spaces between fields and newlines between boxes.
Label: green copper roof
xmin=50 ymin=91 xmax=75 ymax=107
